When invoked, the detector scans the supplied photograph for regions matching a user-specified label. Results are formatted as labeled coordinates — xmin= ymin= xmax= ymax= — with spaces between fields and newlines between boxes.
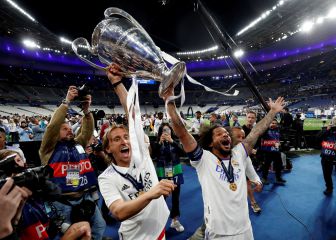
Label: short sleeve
xmin=98 ymin=172 xmax=122 ymax=208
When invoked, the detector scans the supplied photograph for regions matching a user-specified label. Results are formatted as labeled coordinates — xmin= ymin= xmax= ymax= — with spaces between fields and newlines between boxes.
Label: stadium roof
xmin=1 ymin=0 xmax=335 ymax=57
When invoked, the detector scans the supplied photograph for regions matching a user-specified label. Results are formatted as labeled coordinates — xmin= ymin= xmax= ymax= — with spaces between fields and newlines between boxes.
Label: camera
xmin=74 ymin=84 xmax=92 ymax=101
xmin=0 ymin=164 xmax=61 ymax=200
xmin=0 ymin=154 xmax=26 ymax=177
xmin=90 ymin=142 xmax=103 ymax=152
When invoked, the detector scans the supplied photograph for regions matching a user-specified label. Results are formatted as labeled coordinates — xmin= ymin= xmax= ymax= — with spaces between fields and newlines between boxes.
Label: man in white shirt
xmin=154 ymin=112 xmax=164 ymax=135
xmin=98 ymin=64 xmax=175 ymax=239
xmin=190 ymin=111 xmax=204 ymax=134
xmin=162 ymin=87 xmax=285 ymax=239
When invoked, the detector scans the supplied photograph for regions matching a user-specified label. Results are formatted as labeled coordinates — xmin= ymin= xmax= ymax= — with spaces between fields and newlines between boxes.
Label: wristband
xmin=112 ymin=79 xmax=124 ymax=88
xmin=62 ymin=99 xmax=70 ymax=105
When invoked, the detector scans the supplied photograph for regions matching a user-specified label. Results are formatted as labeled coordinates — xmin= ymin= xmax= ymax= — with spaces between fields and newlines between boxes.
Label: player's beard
xmin=219 ymin=148 xmax=231 ymax=157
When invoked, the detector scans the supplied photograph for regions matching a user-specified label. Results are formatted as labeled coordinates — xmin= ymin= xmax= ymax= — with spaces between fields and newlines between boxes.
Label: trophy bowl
xmin=72 ymin=7 xmax=186 ymax=97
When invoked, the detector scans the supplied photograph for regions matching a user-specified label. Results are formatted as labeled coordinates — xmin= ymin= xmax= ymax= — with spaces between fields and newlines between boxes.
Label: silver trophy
xmin=72 ymin=7 xmax=186 ymax=97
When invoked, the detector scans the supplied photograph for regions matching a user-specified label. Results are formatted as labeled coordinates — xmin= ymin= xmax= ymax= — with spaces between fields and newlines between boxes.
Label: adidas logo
xmin=121 ymin=184 xmax=130 ymax=191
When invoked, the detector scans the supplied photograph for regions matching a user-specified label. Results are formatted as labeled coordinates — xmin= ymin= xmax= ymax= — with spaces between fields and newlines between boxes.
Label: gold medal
xmin=229 ymin=182 xmax=237 ymax=191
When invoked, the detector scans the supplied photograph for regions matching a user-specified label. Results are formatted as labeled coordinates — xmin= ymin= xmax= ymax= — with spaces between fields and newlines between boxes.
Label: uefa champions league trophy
xmin=72 ymin=7 xmax=186 ymax=97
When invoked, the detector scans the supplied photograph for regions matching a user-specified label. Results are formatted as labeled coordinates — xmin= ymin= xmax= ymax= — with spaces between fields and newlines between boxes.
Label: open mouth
xmin=120 ymin=146 xmax=130 ymax=157
xmin=221 ymin=140 xmax=231 ymax=147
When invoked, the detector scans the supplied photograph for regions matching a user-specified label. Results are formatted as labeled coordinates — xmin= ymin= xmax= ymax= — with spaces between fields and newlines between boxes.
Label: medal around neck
xmin=72 ymin=7 xmax=186 ymax=97
xmin=229 ymin=182 xmax=237 ymax=191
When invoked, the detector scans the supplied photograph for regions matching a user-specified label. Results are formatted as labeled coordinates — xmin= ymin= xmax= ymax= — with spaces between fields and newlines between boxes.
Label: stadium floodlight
xmin=316 ymin=17 xmax=324 ymax=24
xmin=301 ymin=21 xmax=314 ymax=33
xmin=327 ymin=7 xmax=336 ymax=19
xmin=6 ymin=0 xmax=36 ymax=22
xmin=22 ymin=39 xmax=40 ymax=49
xmin=60 ymin=37 xmax=72 ymax=45
xmin=233 ymin=49 xmax=244 ymax=58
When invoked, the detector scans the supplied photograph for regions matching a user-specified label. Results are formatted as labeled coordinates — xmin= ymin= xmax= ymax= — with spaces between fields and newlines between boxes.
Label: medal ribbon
xmin=112 ymin=165 xmax=144 ymax=192
xmin=218 ymin=157 xmax=234 ymax=183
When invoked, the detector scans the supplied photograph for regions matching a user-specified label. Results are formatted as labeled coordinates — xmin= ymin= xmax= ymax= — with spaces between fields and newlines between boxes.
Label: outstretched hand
xmin=268 ymin=97 xmax=285 ymax=113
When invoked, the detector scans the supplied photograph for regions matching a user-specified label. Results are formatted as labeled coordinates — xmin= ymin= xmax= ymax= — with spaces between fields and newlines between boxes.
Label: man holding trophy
xmin=161 ymin=87 xmax=284 ymax=239
xmin=98 ymin=63 xmax=176 ymax=239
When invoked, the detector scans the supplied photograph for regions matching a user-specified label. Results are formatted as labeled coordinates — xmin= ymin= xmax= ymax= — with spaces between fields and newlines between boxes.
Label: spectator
xmin=232 ymin=114 xmax=240 ymax=127
xmin=154 ymin=112 xmax=164 ymax=135
xmin=31 ymin=118 xmax=46 ymax=141
xmin=18 ymin=121 xmax=34 ymax=142
xmin=153 ymin=123 xmax=185 ymax=232
xmin=190 ymin=111 xmax=204 ymax=134
xmin=209 ymin=113 xmax=221 ymax=126
xmin=221 ymin=114 xmax=230 ymax=127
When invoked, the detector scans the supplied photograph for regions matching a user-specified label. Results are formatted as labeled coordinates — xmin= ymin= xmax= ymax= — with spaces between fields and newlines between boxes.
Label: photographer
xmin=39 ymin=86 xmax=105 ymax=239
xmin=85 ymin=135 xmax=107 ymax=176
xmin=0 ymin=150 xmax=92 ymax=240
xmin=317 ymin=117 xmax=336 ymax=196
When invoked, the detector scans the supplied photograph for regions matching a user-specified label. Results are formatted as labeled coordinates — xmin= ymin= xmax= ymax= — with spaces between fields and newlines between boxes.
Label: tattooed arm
xmin=163 ymin=89 xmax=197 ymax=153
xmin=243 ymin=97 xmax=285 ymax=154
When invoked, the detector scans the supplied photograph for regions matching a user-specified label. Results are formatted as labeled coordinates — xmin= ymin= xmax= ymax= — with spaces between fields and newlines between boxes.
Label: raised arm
xmin=39 ymin=86 xmax=78 ymax=165
xmin=243 ymin=97 xmax=285 ymax=154
xmin=106 ymin=64 xmax=128 ymax=115
xmin=75 ymin=95 xmax=94 ymax=147
xmin=162 ymin=88 xmax=197 ymax=153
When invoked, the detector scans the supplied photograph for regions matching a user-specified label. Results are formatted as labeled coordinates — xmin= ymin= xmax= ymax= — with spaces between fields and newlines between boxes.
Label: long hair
xmin=157 ymin=123 xmax=176 ymax=142
xmin=198 ymin=125 xmax=222 ymax=151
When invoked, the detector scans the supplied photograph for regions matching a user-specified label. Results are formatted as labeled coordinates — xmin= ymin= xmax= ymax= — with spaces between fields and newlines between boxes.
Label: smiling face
xmin=210 ymin=127 xmax=232 ymax=158
xmin=105 ymin=127 xmax=132 ymax=167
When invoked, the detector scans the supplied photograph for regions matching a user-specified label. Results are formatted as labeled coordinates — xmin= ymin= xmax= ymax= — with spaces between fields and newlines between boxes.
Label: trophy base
xmin=158 ymin=62 xmax=186 ymax=97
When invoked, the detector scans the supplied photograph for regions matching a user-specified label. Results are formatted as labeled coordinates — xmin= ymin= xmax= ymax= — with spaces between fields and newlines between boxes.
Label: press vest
xmin=261 ymin=128 xmax=280 ymax=152
xmin=321 ymin=130 xmax=336 ymax=158
xmin=48 ymin=141 xmax=97 ymax=193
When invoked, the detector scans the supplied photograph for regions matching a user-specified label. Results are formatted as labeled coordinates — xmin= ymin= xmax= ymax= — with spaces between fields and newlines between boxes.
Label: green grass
xmin=189 ymin=117 xmax=326 ymax=131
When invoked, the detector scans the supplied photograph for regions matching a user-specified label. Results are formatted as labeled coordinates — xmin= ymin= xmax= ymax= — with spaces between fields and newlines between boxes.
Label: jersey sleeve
xmin=98 ymin=171 xmax=122 ymax=208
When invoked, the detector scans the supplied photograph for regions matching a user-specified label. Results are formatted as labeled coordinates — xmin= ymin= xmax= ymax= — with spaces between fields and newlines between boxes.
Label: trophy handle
xmin=72 ymin=37 xmax=107 ymax=71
